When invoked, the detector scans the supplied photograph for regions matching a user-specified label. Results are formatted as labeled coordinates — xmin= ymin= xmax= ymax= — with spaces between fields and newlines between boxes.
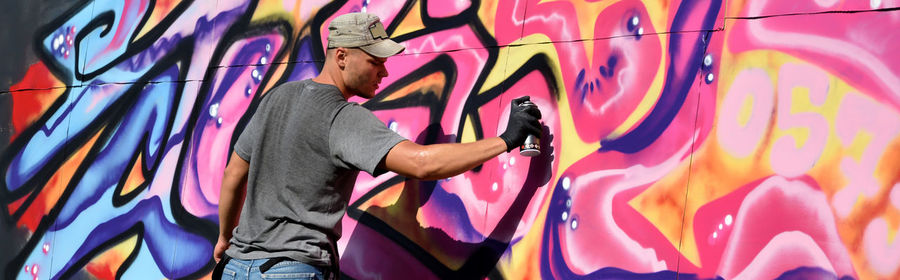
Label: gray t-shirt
xmin=226 ymin=79 xmax=406 ymax=266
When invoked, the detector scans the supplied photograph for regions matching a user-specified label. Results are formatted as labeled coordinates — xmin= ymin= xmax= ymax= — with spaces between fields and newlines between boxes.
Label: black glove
xmin=499 ymin=96 xmax=542 ymax=152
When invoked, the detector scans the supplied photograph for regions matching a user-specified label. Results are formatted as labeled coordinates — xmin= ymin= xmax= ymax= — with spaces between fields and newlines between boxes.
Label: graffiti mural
xmin=1 ymin=0 xmax=898 ymax=279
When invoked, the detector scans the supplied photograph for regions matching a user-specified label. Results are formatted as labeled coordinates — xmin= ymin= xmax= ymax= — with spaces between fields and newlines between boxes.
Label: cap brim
xmin=359 ymin=39 xmax=405 ymax=58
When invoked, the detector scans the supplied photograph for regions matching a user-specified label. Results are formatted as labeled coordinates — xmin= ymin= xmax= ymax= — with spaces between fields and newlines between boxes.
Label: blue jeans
xmin=222 ymin=257 xmax=329 ymax=280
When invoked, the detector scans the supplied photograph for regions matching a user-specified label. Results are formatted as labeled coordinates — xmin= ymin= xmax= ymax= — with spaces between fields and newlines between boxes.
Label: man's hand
xmin=214 ymin=237 xmax=229 ymax=263
xmin=499 ymin=96 xmax=542 ymax=152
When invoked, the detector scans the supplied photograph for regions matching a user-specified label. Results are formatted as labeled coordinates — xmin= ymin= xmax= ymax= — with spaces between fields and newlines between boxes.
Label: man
xmin=214 ymin=12 xmax=542 ymax=279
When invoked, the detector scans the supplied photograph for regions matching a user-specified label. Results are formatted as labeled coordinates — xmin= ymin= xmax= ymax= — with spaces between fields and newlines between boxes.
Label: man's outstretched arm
xmin=383 ymin=138 xmax=508 ymax=180
xmin=382 ymin=96 xmax=542 ymax=181
xmin=215 ymin=152 xmax=249 ymax=262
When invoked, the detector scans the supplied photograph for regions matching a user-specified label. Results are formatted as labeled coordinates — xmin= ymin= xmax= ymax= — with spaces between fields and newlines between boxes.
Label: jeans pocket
xmin=221 ymin=267 xmax=237 ymax=279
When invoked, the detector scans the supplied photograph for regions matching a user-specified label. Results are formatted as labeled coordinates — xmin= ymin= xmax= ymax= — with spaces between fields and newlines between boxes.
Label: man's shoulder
xmin=262 ymin=79 xmax=329 ymax=102
xmin=334 ymin=102 xmax=379 ymax=125
xmin=270 ymin=79 xmax=310 ymax=93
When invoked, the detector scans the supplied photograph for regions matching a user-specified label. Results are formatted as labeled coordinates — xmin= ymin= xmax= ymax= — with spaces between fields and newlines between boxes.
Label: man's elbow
xmin=407 ymin=170 xmax=444 ymax=181
xmin=408 ymin=150 xmax=442 ymax=180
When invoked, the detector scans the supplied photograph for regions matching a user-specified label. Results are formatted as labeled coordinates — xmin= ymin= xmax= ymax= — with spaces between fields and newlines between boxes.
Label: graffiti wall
xmin=1 ymin=0 xmax=898 ymax=279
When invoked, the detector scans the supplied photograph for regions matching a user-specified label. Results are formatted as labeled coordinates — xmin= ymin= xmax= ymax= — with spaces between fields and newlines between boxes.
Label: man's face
xmin=341 ymin=48 xmax=389 ymax=99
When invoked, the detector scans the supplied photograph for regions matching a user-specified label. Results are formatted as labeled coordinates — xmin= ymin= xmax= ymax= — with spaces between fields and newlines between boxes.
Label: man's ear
xmin=335 ymin=47 xmax=348 ymax=69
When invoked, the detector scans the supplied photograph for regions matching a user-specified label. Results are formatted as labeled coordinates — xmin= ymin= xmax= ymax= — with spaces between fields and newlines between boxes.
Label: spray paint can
xmin=519 ymin=100 xmax=540 ymax=157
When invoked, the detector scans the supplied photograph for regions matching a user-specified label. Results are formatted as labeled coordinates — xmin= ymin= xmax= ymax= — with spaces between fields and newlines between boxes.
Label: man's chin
xmin=356 ymin=91 xmax=376 ymax=99
xmin=365 ymin=87 xmax=379 ymax=98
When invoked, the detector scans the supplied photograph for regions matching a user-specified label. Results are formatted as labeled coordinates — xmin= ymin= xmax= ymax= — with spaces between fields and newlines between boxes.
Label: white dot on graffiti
xmin=260 ymin=57 xmax=267 ymax=65
xmin=502 ymin=163 xmax=508 ymax=170
xmin=570 ymin=218 xmax=578 ymax=230
xmin=60 ymin=47 xmax=66 ymax=55
xmin=562 ymin=211 xmax=568 ymax=221
xmin=492 ymin=182 xmax=498 ymax=191
xmin=266 ymin=43 xmax=271 ymax=52
xmin=706 ymin=73 xmax=715 ymax=82
xmin=871 ymin=0 xmax=882 ymax=9
xmin=562 ymin=177 xmax=571 ymax=191
xmin=251 ymin=69 xmax=260 ymax=79
xmin=32 ymin=264 xmax=38 ymax=275
xmin=509 ymin=157 xmax=516 ymax=166
xmin=57 ymin=34 xmax=64 ymax=46
xmin=42 ymin=243 xmax=49 ymax=254
xmin=217 ymin=117 xmax=223 ymax=125
xmin=566 ymin=198 xmax=572 ymax=208
xmin=725 ymin=214 xmax=733 ymax=226
xmin=388 ymin=121 xmax=398 ymax=132
xmin=713 ymin=232 xmax=718 ymax=239
xmin=718 ymin=223 xmax=723 ymax=230
xmin=704 ymin=54 xmax=713 ymax=66
xmin=637 ymin=27 xmax=644 ymax=35
xmin=24 ymin=265 xmax=29 ymax=273
xmin=209 ymin=103 xmax=219 ymax=117
xmin=246 ymin=87 xmax=253 ymax=96
xmin=631 ymin=16 xmax=639 ymax=26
